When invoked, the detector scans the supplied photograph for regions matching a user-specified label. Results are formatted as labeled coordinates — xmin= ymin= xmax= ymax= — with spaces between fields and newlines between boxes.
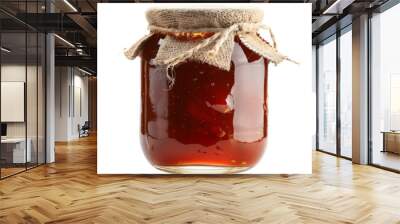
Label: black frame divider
xmin=25 ymin=1 xmax=28 ymax=172
xmin=315 ymin=44 xmax=319 ymax=151
xmin=367 ymin=10 xmax=373 ymax=166
xmin=0 ymin=27 xmax=2 ymax=179
xmin=336 ymin=24 xmax=341 ymax=157
xmin=36 ymin=0 xmax=39 ymax=168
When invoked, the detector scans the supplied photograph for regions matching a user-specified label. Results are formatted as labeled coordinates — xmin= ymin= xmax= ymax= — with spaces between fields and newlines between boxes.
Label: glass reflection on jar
xmin=140 ymin=34 xmax=269 ymax=174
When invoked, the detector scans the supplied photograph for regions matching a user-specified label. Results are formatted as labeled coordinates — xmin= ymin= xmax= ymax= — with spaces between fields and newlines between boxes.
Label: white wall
xmin=55 ymin=67 xmax=89 ymax=141
xmin=1 ymin=65 xmax=26 ymax=135
xmin=72 ymin=73 xmax=89 ymax=138
xmin=55 ymin=66 xmax=70 ymax=141
xmin=1 ymin=63 xmax=46 ymax=164
xmin=46 ymin=33 xmax=56 ymax=163
xmin=1 ymin=65 xmax=38 ymax=138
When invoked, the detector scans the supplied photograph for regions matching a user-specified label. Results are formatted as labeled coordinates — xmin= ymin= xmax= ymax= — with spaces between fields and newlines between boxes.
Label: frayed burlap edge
xmin=124 ymin=8 xmax=297 ymax=84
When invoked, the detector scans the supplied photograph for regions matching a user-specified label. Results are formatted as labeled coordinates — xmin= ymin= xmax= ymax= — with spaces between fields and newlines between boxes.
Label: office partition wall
xmin=316 ymin=26 xmax=353 ymax=159
xmin=339 ymin=27 xmax=352 ymax=159
xmin=317 ymin=35 xmax=337 ymax=155
xmin=0 ymin=1 xmax=47 ymax=179
xmin=370 ymin=2 xmax=400 ymax=172
xmin=0 ymin=30 xmax=28 ymax=177
xmin=315 ymin=0 xmax=400 ymax=171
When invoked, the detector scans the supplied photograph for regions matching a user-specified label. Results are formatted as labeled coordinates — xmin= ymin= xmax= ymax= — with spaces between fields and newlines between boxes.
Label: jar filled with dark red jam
xmin=125 ymin=8 xmax=287 ymax=174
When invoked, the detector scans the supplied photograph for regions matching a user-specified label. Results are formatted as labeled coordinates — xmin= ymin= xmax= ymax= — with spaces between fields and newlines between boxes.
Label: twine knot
xmin=124 ymin=10 xmax=298 ymax=89
xmin=141 ymin=22 xmax=279 ymax=68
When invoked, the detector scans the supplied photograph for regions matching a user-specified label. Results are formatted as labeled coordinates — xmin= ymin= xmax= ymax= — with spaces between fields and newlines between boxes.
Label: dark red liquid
xmin=140 ymin=34 xmax=268 ymax=168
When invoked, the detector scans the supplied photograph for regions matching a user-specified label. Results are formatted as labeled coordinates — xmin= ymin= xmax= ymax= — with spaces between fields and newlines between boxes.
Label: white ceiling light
xmin=76 ymin=48 xmax=85 ymax=55
xmin=78 ymin=67 xmax=93 ymax=76
xmin=54 ymin=34 xmax=75 ymax=48
xmin=63 ymin=0 xmax=78 ymax=12
xmin=1 ymin=47 xmax=11 ymax=53
xmin=323 ymin=0 xmax=355 ymax=14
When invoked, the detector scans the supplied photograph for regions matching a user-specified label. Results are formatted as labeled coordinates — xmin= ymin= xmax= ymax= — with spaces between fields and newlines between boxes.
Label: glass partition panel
xmin=339 ymin=28 xmax=352 ymax=158
xmin=318 ymin=36 xmax=337 ymax=154
xmin=371 ymin=4 xmax=400 ymax=171
xmin=0 ymin=1 xmax=46 ymax=179
xmin=38 ymin=32 xmax=45 ymax=165
xmin=1 ymin=31 xmax=27 ymax=177
xmin=27 ymin=31 xmax=38 ymax=169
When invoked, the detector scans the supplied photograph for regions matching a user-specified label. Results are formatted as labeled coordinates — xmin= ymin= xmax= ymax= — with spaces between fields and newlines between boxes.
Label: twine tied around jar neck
xmin=124 ymin=8 xmax=298 ymax=88
xmin=146 ymin=23 xmax=280 ymax=66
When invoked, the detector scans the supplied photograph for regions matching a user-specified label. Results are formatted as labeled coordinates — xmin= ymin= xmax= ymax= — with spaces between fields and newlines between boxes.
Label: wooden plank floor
xmin=1 ymin=134 xmax=400 ymax=224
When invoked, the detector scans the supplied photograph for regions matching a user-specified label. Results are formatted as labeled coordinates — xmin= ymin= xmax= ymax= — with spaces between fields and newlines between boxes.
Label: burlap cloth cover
xmin=124 ymin=8 xmax=292 ymax=71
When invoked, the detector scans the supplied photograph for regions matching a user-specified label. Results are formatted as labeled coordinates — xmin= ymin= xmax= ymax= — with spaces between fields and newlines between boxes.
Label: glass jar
xmin=140 ymin=33 xmax=269 ymax=174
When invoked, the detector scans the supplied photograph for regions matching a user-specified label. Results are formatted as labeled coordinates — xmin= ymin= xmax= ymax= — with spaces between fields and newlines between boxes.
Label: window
xmin=339 ymin=28 xmax=352 ymax=158
xmin=0 ymin=1 xmax=46 ymax=179
xmin=371 ymin=3 xmax=400 ymax=171
xmin=317 ymin=36 xmax=337 ymax=154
